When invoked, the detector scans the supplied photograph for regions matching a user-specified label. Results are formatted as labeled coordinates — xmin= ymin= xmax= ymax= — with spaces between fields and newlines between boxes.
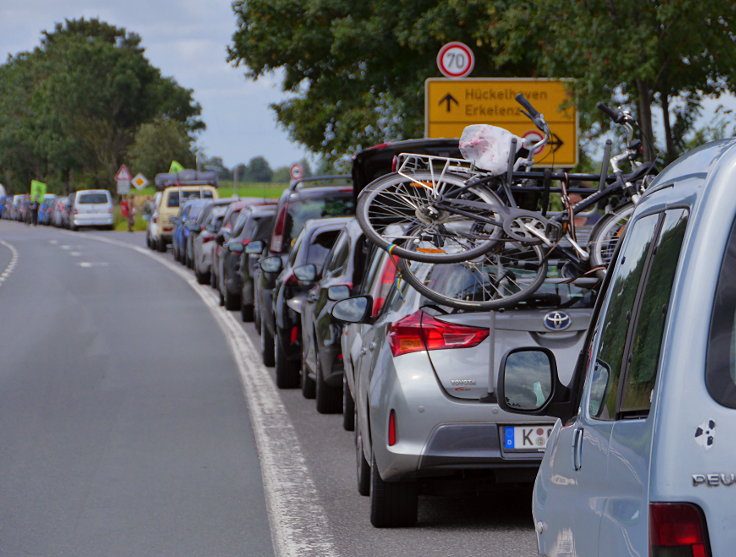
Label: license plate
xmin=503 ymin=425 xmax=553 ymax=451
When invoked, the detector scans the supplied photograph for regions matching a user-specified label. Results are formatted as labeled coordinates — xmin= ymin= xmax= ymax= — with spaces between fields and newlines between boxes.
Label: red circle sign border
xmin=436 ymin=42 xmax=475 ymax=79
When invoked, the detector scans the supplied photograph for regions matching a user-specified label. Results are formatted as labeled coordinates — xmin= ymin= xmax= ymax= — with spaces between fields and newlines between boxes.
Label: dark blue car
xmin=172 ymin=199 xmax=210 ymax=264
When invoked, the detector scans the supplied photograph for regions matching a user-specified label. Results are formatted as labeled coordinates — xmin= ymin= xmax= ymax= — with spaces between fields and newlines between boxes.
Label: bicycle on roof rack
xmin=356 ymin=93 xmax=658 ymax=310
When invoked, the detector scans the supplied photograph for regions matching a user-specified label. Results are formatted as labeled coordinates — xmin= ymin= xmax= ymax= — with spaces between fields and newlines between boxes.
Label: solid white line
xmin=70 ymin=232 xmax=338 ymax=557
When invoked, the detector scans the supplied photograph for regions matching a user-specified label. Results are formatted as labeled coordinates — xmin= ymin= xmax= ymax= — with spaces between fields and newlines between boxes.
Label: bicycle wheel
xmin=588 ymin=202 xmax=635 ymax=273
xmin=357 ymin=171 xmax=504 ymax=264
xmin=396 ymin=241 xmax=548 ymax=310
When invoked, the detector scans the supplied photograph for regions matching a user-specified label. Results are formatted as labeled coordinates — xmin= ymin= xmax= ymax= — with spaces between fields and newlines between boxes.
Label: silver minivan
xmin=497 ymin=138 xmax=736 ymax=557
xmin=70 ymin=189 xmax=114 ymax=230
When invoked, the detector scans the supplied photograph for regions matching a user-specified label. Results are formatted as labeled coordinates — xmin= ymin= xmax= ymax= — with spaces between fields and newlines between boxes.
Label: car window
xmin=78 ymin=193 xmax=109 ymax=204
xmin=288 ymin=231 xmax=306 ymax=266
xmin=707 ymin=215 xmax=736 ymax=408
xmin=283 ymin=194 xmax=354 ymax=249
xmin=589 ymin=213 xmax=660 ymax=420
xmin=324 ymin=233 xmax=350 ymax=276
xmin=167 ymin=192 xmax=180 ymax=208
xmin=619 ymin=209 xmax=688 ymax=416
xmin=307 ymin=229 xmax=342 ymax=268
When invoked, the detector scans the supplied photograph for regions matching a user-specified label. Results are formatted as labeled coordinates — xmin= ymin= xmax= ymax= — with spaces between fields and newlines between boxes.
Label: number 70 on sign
xmin=436 ymin=42 xmax=475 ymax=79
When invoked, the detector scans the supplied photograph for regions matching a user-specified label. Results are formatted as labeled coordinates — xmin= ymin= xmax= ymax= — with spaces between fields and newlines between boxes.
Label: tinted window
xmin=324 ymin=233 xmax=350 ymax=276
xmin=589 ymin=213 xmax=660 ymax=420
xmin=707 ymin=216 xmax=736 ymax=408
xmin=78 ymin=193 xmax=109 ymax=204
xmin=307 ymin=230 xmax=341 ymax=267
xmin=284 ymin=195 xmax=354 ymax=249
xmin=620 ymin=209 xmax=688 ymax=416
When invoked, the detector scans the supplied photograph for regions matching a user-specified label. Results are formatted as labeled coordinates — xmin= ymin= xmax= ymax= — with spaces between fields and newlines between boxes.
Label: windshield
xmin=283 ymin=194 xmax=354 ymax=250
xmin=78 ymin=193 xmax=109 ymax=204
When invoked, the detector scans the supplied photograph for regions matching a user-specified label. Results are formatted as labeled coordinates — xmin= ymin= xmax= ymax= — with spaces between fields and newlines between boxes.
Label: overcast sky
xmin=0 ymin=0 xmax=308 ymax=170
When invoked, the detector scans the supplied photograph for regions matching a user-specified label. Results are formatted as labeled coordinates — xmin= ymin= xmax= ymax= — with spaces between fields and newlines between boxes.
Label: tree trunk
xmin=635 ymin=79 xmax=656 ymax=162
xmin=661 ymin=92 xmax=676 ymax=163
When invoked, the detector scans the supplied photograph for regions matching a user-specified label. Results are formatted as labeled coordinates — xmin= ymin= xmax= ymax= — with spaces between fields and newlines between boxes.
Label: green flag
xmin=30 ymin=180 xmax=47 ymax=202
xmin=169 ymin=160 xmax=185 ymax=174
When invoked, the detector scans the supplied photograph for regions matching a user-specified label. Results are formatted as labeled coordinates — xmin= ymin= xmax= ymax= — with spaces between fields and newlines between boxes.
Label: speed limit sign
xmin=290 ymin=163 xmax=304 ymax=181
xmin=436 ymin=42 xmax=475 ymax=79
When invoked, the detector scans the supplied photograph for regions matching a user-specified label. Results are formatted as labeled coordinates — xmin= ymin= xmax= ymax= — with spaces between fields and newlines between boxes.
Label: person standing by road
xmin=120 ymin=196 xmax=135 ymax=232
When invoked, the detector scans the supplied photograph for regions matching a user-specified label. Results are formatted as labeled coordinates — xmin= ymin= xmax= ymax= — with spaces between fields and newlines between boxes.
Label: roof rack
xmin=289 ymin=174 xmax=352 ymax=192
xmin=154 ymin=169 xmax=219 ymax=190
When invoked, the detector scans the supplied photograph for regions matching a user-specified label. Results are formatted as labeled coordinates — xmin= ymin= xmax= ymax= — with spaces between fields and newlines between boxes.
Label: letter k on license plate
xmin=503 ymin=425 xmax=553 ymax=451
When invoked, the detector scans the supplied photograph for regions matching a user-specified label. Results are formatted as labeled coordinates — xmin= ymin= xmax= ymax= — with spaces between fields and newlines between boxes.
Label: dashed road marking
xmin=78 ymin=262 xmax=109 ymax=268
xmin=70 ymin=251 xmax=82 ymax=257
xmin=0 ymin=240 xmax=19 ymax=287
xmin=65 ymin=232 xmax=338 ymax=557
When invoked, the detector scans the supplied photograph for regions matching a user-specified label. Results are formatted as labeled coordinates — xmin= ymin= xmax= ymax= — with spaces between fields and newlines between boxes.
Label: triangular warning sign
xmin=115 ymin=165 xmax=132 ymax=181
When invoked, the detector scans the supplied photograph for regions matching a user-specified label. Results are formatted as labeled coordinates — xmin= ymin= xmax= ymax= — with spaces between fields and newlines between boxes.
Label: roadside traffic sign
xmin=132 ymin=173 xmax=149 ymax=190
xmin=425 ymin=78 xmax=578 ymax=167
xmin=115 ymin=164 xmax=132 ymax=181
xmin=290 ymin=163 xmax=304 ymax=181
xmin=436 ymin=42 xmax=475 ymax=79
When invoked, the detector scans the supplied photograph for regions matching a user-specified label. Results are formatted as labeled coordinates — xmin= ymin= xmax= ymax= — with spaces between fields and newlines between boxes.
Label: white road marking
xmin=0 ymin=240 xmax=19 ymax=288
xmin=60 ymin=245 xmax=71 ymax=250
xmin=67 ymin=232 xmax=338 ymax=557
xmin=49 ymin=240 xmax=58 ymax=245
xmin=78 ymin=262 xmax=109 ymax=268
xmin=70 ymin=251 xmax=82 ymax=257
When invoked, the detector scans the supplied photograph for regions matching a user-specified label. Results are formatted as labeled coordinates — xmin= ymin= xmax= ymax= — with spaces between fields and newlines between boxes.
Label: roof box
xmin=154 ymin=169 xmax=219 ymax=190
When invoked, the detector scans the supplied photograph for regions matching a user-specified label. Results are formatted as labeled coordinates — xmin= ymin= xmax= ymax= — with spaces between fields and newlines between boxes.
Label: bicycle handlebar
xmin=597 ymin=102 xmax=626 ymax=125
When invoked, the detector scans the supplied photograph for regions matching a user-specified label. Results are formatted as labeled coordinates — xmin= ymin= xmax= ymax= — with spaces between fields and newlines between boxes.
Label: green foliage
xmin=127 ymin=117 xmax=196 ymax=178
xmin=0 ymin=18 xmax=203 ymax=193
xmin=243 ymin=155 xmax=273 ymax=182
xmin=228 ymin=0 xmax=736 ymax=164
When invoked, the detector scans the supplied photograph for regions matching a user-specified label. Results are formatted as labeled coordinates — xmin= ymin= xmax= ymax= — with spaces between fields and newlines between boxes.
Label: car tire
xmin=224 ymin=289 xmax=240 ymax=311
xmin=156 ymin=239 xmax=167 ymax=252
xmin=240 ymin=303 xmax=254 ymax=322
xmin=195 ymin=266 xmax=210 ymax=285
xmin=274 ymin=333 xmax=300 ymax=388
xmin=301 ymin=362 xmax=316 ymax=399
xmin=355 ymin=419 xmax=370 ymax=496
xmin=369 ymin=455 xmax=418 ymax=528
xmin=315 ymin=358 xmax=342 ymax=414
xmin=343 ymin=374 xmax=355 ymax=431
xmin=260 ymin=319 xmax=275 ymax=367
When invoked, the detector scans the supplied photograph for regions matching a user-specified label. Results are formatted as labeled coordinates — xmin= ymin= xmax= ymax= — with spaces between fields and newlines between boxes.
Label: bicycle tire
xmin=588 ymin=202 xmax=635 ymax=273
xmin=396 ymin=241 xmax=548 ymax=311
xmin=357 ymin=171 xmax=504 ymax=264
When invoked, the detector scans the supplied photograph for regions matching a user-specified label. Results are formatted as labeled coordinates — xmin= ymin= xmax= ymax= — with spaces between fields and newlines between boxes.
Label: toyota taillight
xmin=650 ymin=503 xmax=711 ymax=557
xmin=270 ymin=203 xmax=289 ymax=253
xmin=387 ymin=310 xmax=489 ymax=357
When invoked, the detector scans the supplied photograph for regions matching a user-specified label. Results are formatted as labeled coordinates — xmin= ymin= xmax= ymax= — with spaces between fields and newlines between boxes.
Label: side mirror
xmin=496 ymin=347 xmax=569 ymax=417
xmin=331 ymin=295 xmax=372 ymax=324
xmin=187 ymin=221 xmax=199 ymax=231
xmin=260 ymin=255 xmax=283 ymax=274
xmin=245 ymin=240 xmax=264 ymax=255
xmin=327 ymin=285 xmax=351 ymax=301
xmin=226 ymin=239 xmax=244 ymax=253
xmin=293 ymin=264 xmax=317 ymax=282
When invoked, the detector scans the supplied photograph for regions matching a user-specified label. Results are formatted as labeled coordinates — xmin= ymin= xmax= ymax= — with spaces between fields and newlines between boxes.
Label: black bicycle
xmin=356 ymin=95 xmax=657 ymax=310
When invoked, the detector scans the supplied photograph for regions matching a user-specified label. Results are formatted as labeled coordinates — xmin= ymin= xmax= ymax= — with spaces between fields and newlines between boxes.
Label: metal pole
xmin=234 ymin=166 xmax=238 ymax=198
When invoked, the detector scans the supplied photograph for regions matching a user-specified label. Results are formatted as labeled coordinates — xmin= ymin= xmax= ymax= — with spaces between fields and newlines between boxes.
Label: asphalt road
xmin=0 ymin=221 xmax=539 ymax=557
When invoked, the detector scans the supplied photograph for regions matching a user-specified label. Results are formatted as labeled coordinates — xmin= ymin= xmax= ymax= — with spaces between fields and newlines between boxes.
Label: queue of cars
xmin=152 ymin=143 xmax=602 ymax=530
xmin=0 ymin=189 xmax=114 ymax=229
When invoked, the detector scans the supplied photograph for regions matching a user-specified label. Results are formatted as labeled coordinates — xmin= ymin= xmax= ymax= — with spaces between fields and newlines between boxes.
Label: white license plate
xmin=503 ymin=425 xmax=553 ymax=451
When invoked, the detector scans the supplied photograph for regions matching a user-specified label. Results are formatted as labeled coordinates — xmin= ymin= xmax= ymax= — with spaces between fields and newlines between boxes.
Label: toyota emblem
xmin=544 ymin=311 xmax=572 ymax=331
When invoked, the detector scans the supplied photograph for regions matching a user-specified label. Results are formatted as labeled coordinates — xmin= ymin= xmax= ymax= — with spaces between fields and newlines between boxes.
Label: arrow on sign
xmin=438 ymin=93 xmax=459 ymax=113
xmin=549 ymin=133 xmax=565 ymax=154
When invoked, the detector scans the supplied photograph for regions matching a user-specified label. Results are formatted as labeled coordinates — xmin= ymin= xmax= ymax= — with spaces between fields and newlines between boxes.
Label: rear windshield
xmin=707 ymin=216 xmax=736 ymax=408
xmin=167 ymin=189 xmax=214 ymax=208
xmin=284 ymin=194 xmax=354 ymax=250
xmin=78 ymin=193 xmax=109 ymax=204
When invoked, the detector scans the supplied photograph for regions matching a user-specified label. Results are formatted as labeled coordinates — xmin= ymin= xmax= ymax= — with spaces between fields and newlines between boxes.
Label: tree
xmin=229 ymin=0 xmax=736 ymax=164
xmin=0 ymin=18 xmax=204 ymax=192
xmin=243 ymin=156 xmax=273 ymax=182
xmin=127 ymin=117 xmax=196 ymax=178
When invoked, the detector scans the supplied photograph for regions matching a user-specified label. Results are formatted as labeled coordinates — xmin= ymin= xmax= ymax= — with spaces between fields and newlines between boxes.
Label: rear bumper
xmin=72 ymin=214 xmax=114 ymax=227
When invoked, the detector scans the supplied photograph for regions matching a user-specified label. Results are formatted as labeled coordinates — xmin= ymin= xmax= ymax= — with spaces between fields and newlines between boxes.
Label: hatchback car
xmin=334 ymin=257 xmax=596 ymax=528
xmin=254 ymin=177 xmax=354 ymax=367
xmin=264 ymin=217 xmax=350 ymax=389
xmin=192 ymin=206 xmax=228 ymax=284
xmin=172 ymin=199 xmax=209 ymax=264
xmin=496 ymin=138 xmax=736 ymax=557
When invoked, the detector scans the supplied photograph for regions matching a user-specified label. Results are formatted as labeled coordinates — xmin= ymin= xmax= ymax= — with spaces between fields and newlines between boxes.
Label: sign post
xmin=425 ymin=78 xmax=578 ymax=167
xmin=115 ymin=164 xmax=132 ymax=195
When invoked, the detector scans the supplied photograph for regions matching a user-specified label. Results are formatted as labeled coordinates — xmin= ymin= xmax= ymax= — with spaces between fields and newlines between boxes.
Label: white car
xmin=70 ymin=189 xmax=114 ymax=230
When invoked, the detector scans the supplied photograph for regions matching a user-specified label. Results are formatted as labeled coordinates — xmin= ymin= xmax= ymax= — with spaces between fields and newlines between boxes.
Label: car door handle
xmin=572 ymin=427 xmax=584 ymax=471
xmin=368 ymin=342 xmax=377 ymax=351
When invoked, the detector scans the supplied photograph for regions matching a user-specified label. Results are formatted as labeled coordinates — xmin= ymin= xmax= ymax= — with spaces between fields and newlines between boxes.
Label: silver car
xmin=335 ymin=251 xmax=595 ymax=527
xmin=497 ymin=138 xmax=736 ymax=556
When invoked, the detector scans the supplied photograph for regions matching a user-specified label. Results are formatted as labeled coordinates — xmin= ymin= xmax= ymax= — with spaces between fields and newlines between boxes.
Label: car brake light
xmin=283 ymin=272 xmax=298 ymax=286
xmin=270 ymin=203 xmax=288 ymax=253
xmin=391 ymin=155 xmax=398 ymax=172
xmin=388 ymin=410 xmax=397 ymax=446
xmin=339 ymin=188 xmax=353 ymax=193
xmin=290 ymin=326 xmax=299 ymax=344
xmin=153 ymin=215 xmax=157 ymax=223
xmin=372 ymin=256 xmax=398 ymax=317
xmin=650 ymin=503 xmax=711 ymax=557
xmin=202 ymin=234 xmax=214 ymax=243
xmin=387 ymin=310 xmax=489 ymax=357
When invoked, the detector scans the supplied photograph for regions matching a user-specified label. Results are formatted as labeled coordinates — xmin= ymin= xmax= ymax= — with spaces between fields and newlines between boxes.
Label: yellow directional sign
xmin=425 ymin=78 xmax=578 ymax=167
